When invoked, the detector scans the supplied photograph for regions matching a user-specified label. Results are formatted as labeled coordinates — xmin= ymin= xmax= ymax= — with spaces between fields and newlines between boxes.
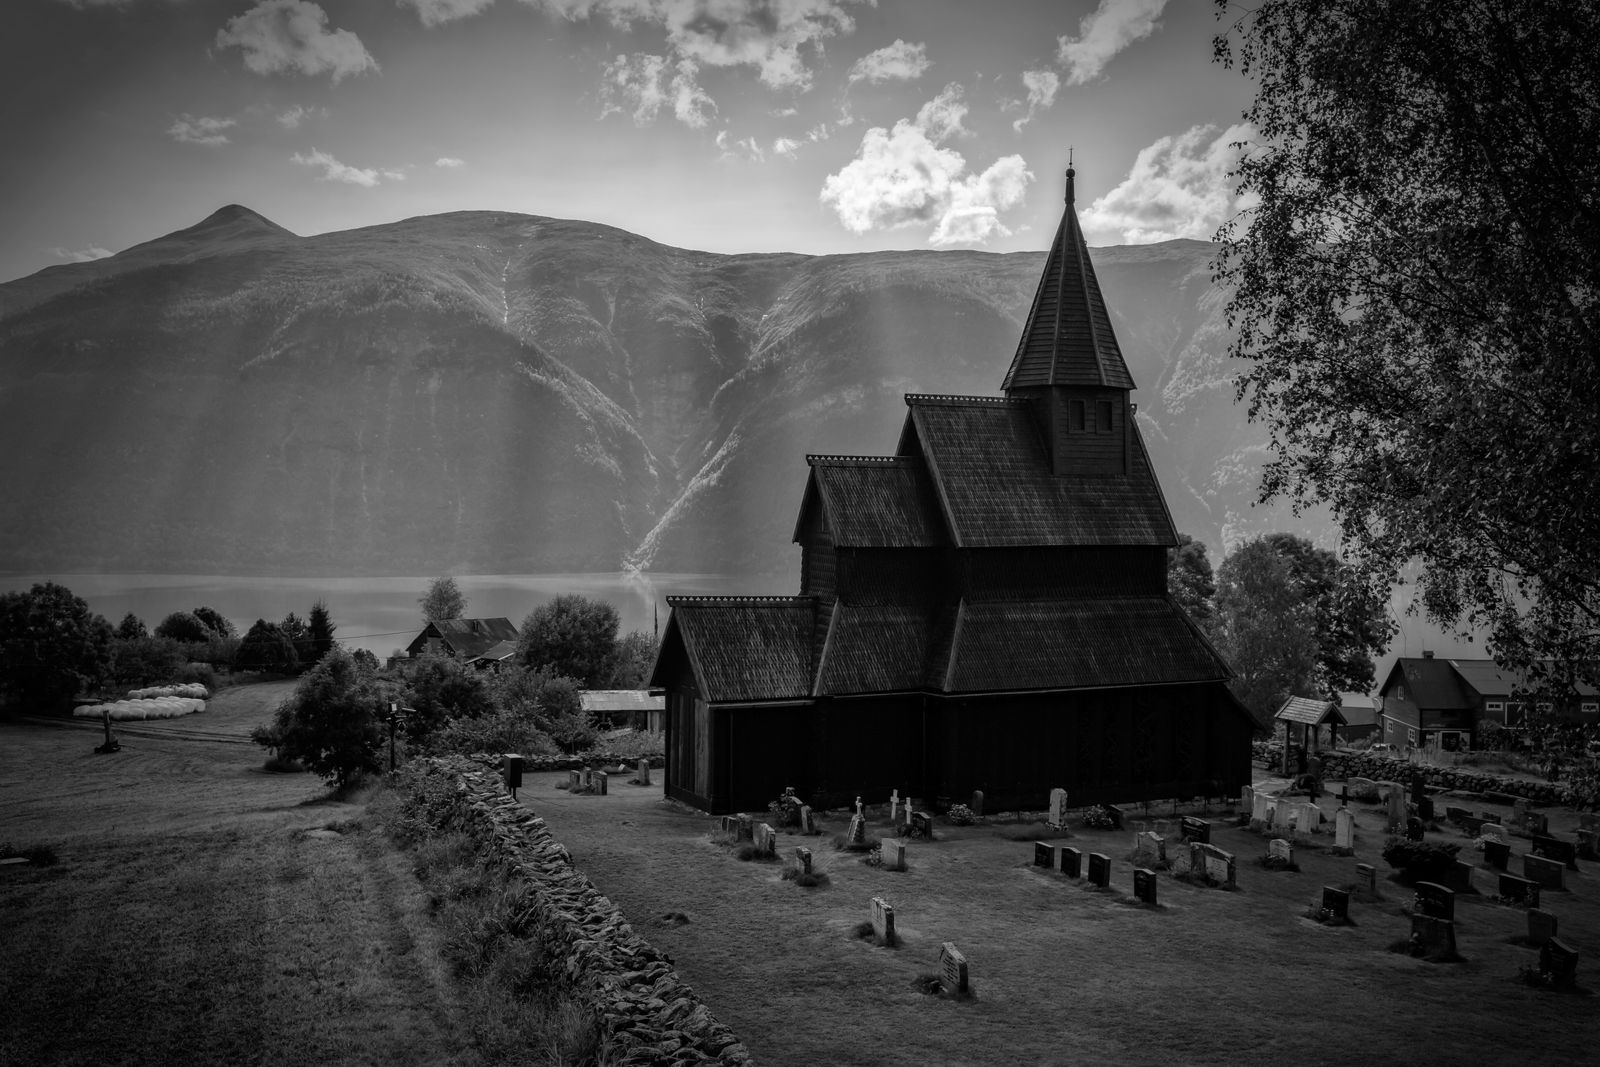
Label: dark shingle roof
xmin=814 ymin=602 xmax=946 ymax=695
xmin=901 ymin=395 xmax=1176 ymax=547
xmin=1000 ymin=181 xmax=1135 ymax=391
xmin=580 ymin=690 xmax=665 ymax=713
xmin=794 ymin=455 xmax=946 ymax=548
xmin=940 ymin=595 xmax=1229 ymax=693
xmin=1274 ymin=696 xmax=1345 ymax=727
xmin=1383 ymin=658 xmax=1473 ymax=709
xmin=469 ymin=639 xmax=519 ymax=663
xmin=663 ymin=596 xmax=815 ymax=703
xmin=410 ymin=617 xmax=520 ymax=660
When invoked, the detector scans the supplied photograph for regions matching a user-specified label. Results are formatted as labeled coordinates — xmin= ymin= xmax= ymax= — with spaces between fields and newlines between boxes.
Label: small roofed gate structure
xmin=1273 ymin=695 xmax=1346 ymax=774
xmin=651 ymin=164 xmax=1255 ymax=815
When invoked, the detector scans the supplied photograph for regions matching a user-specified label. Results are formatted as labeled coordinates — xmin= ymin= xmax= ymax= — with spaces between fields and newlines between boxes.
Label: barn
xmin=650 ymin=167 xmax=1255 ymax=815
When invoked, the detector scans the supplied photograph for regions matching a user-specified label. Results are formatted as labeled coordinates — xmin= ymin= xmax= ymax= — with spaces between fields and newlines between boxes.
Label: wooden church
xmin=650 ymin=166 xmax=1254 ymax=815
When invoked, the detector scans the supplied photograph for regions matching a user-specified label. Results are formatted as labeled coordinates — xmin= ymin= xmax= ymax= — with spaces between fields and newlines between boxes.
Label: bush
xmin=236 ymin=619 xmax=298 ymax=673
xmin=425 ymin=706 xmax=558 ymax=758
xmin=0 ymin=582 xmax=113 ymax=711
xmin=491 ymin=667 xmax=595 ymax=753
xmin=110 ymin=636 xmax=186 ymax=689
xmin=1080 ymin=804 xmax=1123 ymax=830
xmin=254 ymin=648 xmax=388 ymax=787
xmin=516 ymin=595 xmax=620 ymax=686
xmin=1381 ymin=837 xmax=1461 ymax=885
xmin=945 ymin=803 xmax=977 ymax=826
xmin=402 ymin=652 xmax=497 ymax=741
xmin=154 ymin=611 xmax=211 ymax=644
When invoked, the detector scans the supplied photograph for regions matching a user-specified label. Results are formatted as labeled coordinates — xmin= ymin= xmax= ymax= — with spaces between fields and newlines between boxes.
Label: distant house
xmin=467 ymin=639 xmax=519 ymax=673
xmin=1335 ymin=691 xmax=1379 ymax=742
xmin=581 ymin=690 xmax=665 ymax=733
xmin=1377 ymin=652 xmax=1600 ymax=751
xmin=404 ymin=618 xmax=520 ymax=663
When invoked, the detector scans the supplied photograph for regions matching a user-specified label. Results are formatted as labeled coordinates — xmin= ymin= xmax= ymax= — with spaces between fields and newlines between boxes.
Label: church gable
xmin=793 ymin=455 xmax=946 ymax=549
xmin=656 ymin=596 xmax=816 ymax=704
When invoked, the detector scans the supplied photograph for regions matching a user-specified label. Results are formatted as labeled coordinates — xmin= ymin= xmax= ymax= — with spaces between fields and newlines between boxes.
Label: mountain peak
xmin=177 ymin=204 xmax=296 ymax=241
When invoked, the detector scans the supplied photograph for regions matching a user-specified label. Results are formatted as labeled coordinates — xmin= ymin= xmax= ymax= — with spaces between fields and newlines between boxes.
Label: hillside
xmin=0 ymin=207 xmax=1303 ymax=576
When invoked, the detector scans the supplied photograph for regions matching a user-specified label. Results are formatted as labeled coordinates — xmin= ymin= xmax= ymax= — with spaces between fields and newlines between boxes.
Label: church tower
xmin=1001 ymin=163 xmax=1134 ymax=477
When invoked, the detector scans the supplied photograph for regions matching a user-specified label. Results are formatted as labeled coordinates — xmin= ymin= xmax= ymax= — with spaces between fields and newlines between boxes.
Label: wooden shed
xmin=651 ymin=166 xmax=1255 ymax=815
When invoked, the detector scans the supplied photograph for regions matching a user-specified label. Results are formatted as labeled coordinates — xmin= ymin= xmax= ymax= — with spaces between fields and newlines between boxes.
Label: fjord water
xmin=1 ymin=573 xmax=782 ymax=660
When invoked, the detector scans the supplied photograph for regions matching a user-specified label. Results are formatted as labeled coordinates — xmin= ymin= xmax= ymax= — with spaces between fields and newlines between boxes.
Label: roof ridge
xmin=666 ymin=595 xmax=814 ymax=605
xmin=806 ymin=454 xmax=914 ymax=466
xmin=904 ymin=392 xmax=1027 ymax=406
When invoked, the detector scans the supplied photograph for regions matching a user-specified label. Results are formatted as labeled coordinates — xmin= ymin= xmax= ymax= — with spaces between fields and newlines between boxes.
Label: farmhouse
xmin=404 ymin=617 xmax=520 ymax=663
xmin=650 ymin=167 xmax=1255 ymax=815
xmin=1377 ymin=652 xmax=1600 ymax=751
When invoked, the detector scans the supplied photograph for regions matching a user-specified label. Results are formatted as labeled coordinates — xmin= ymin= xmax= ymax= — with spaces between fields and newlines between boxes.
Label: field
xmin=3 ymin=687 xmax=1595 ymax=1066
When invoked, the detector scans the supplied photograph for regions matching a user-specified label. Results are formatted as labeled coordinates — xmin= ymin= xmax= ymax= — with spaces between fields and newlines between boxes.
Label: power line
xmin=333 ymin=629 xmax=422 ymax=642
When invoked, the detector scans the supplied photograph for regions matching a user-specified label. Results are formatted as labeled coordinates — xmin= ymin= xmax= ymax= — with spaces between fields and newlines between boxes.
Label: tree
xmin=1259 ymin=533 xmax=1389 ymax=695
xmin=307 ymin=600 xmax=336 ymax=665
xmin=115 ymin=613 xmax=148 ymax=641
xmin=490 ymin=666 xmax=596 ymax=753
xmin=401 ymin=652 xmax=496 ymax=741
xmin=1168 ymin=534 xmax=1217 ymax=627
xmin=516 ymin=595 xmax=620 ymax=687
xmin=236 ymin=619 xmax=298 ymax=673
xmin=419 ymin=576 xmax=466 ymax=623
xmin=351 ymin=648 xmax=381 ymax=673
xmin=191 ymin=606 xmax=236 ymax=639
xmin=154 ymin=610 xmax=211 ymax=644
xmin=1213 ymin=0 xmax=1600 ymax=687
xmin=0 ymin=582 xmax=113 ymax=710
xmin=111 ymin=637 xmax=184 ymax=688
xmin=608 ymin=630 xmax=660 ymax=689
xmin=1211 ymin=539 xmax=1320 ymax=727
xmin=280 ymin=612 xmax=309 ymax=667
xmin=254 ymin=648 xmax=386 ymax=787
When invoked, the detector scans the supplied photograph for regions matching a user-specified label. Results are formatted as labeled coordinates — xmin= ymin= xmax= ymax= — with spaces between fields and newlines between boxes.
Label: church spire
xmin=1001 ymin=160 xmax=1134 ymax=393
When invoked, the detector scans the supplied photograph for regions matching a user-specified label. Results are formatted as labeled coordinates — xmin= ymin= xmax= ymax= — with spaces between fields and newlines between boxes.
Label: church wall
xmin=959 ymin=546 xmax=1165 ymax=598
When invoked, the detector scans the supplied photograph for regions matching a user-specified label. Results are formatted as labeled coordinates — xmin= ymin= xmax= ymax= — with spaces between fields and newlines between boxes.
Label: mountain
xmin=0 ymin=207 xmax=1307 ymax=577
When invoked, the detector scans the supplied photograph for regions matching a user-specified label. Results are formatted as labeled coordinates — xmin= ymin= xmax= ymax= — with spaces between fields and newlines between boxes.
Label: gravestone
xmin=1479 ymin=821 xmax=1508 ymax=846
xmin=1059 ymin=845 xmax=1083 ymax=878
xmin=1410 ymin=773 xmax=1427 ymax=804
xmin=1531 ymin=834 xmax=1579 ymax=871
xmin=1525 ymin=811 xmax=1549 ymax=837
xmin=910 ymin=811 xmax=933 ymax=840
xmin=737 ymin=814 xmax=754 ymax=841
xmin=753 ymin=822 xmax=776 ymax=857
xmin=636 ymin=759 xmax=651 ymax=786
xmin=883 ymin=838 xmax=907 ymax=872
xmin=1269 ymin=838 xmax=1294 ymax=866
xmin=1540 ymin=938 xmax=1579 ymax=990
xmin=1479 ymin=811 xmax=1502 ymax=825
xmin=1449 ymin=860 xmax=1475 ymax=894
xmin=1180 ymin=816 xmax=1212 ymax=844
xmin=720 ymin=815 xmax=738 ymax=836
xmin=1513 ymin=798 xmax=1530 ymax=827
xmin=1445 ymin=804 xmax=1472 ymax=824
xmin=971 ymin=789 xmax=985 ymax=817
xmin=1133 ymin=867 xmax=1158 ymax=905
xmin=939 ymin=942 xmax=969 ymax=994
xmin=1240 ymin=785 xmax=1255 ymax=813
xmin=1297 ymin=801 xmax=1323 ymax=833
xmin=1526 ymin=907 xmax=1557 ymax=947
xmin=846 ymin=814 xmax=867 ymax=847
xmin=1577 ymin=828 xmax=1600 ymax=861
xmin=1410 ymin=914 xmax=1457 ymax=957
xmin=869 ymin=896 xmax=895 ymax=945
xmin=1321 ymin=886 xmax=1351 ymax=922
xmin=1458 ymin=814 xmax=1486 ymax=837
xmin=1334 ymin=809 xmax=1355 ymax=851
xmin=1417 ymin=797 xmax=1435 ymax=821
xmin=1273 ymin=801 xmax=1296 ymax=833
xmin=1034 ymin=842 xmax=1056 ymax=868
xmin=1087 ymin=852 xmax=1111 ymax=888
xmin=795 ymin=846 xmax=813 ymax=876
xmin=1356 ymin=862 xmax=1377 ymax=896
xmin=1523 ymin=853 xmax=1565 ymax=891
xmin=1196 ymin=843 xmax=1237 ymax=887
xmin=1404 ymin=817 xmax=1426 ymax=842
xmin=1499 ymin=873 xmax=1541 ymax=909
xmin=595 ymin=771 xmax=608 ymax=796
xmin=1414 ymin=881 xmax=1455 ymax=921
xmin=855 ymin=796 xmax=864 ymax=818
xmin=1386 ymin=787 xmax=1406 ymax=831
xmin=1048 ymin=787 xmax=1070 ymax=830
xmin=568 ymin=769 xmax=583 ymax=791
xmin=800 ymin=805 xmax=816 ymax=835
xmin=1252 ymin=793 xmax=1271 ymax=824
xmin=1135 ymin=831 xmax=1166 ymax=867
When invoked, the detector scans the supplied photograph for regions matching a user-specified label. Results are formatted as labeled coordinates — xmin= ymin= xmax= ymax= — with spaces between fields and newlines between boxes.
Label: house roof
xmin=468 ymin=640 xmax=519 ymax=663
xmin=793 ymin=455 xmax=946 ymax=548
xmin=1382 ymin=657 xmax=1473 ymax=709
xmin=899 ymin=395 xmax=1176 ymax=547
xmin=409 ymin=617 xmax=520 ymax=660
xmin=1274 ymin=696 xmax=1346 ymax=727
xmin=1000 ymin=168 xmax=1135 ymax=392
xmin=658 ymin=596 xmax=815 ymax=703
xmin=1336 ymin=690 xmax=1378 ymax=726
xmin=580 ymin=690 xmax=665 ymax=713
xmin=1448 ymin=659 xmax=1600 ymax=699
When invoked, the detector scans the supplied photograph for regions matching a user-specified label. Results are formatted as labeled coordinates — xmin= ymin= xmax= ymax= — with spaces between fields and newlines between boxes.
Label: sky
xmin=0 ymin=0 xmax=1258 ymax=284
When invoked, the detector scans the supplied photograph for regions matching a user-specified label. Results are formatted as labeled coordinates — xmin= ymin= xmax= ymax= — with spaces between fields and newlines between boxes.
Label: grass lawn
xmin=526 ymin=775 xmax=1599 ymax=1067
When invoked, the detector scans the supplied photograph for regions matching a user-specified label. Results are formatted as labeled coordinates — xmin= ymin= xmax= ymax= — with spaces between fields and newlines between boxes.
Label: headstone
xmin=1479 ymin=822 xmax=1508 ymax=846
xmin=939 ymin=942 xmax=969 ymax=994
xmin=1526 ymin=907 xmax=1557 ymax=947
xmin=1386 ymin=788 xmax=1405 ymax=831
xmin=883 ymin=838 xmax=907 ymax=872
xmin=1479 ymin=811 xmax=1502 ymax=825
xmin=970 ymin=789 xmax=985 ymax=816
xmin=869 ymin=896 xmax=895 ymax=945
xmin=1404 ymin=816 xmax=1425 ymax=842
xmin=1525 ymin=811 xmax=1549 ymax=837
xmin=1410 ymin=773 xmax=1427 ymax=804
xmin=1197 ymin=843 xmax=1237 ymax=887
xmin=855 ymin=796 xmax=864 ymax=818
xmin=1483 ymin=837 xmax=1507 ymax=866
xmin=1334 ymin=808 xmax=1355 ymax=850
xmin=1499 ymin=872 xmax=1541 ymax=909
xmin=1578 ymin=828 xmax=1600 ymax=861
xmin=1087 ymin=852 xmax=1111 ymax=888
xmin=1409 ymin=913 xmax=1457 ymax=957
xmin=799 ymin=805 xmax=816 ymax=835
xmin=1449 ymin=860 xmax=1475 ymax=894
xmin=1273 ymin=801 xmax=1296 ymax=833
xmin=1540 ymin=938 xmax=1578 ymax=990
xmin=636 ymin=759 xmax=651 ymax=786
xmin=1133 ymin=867 xmax=1158 ymax=905
xmin=1321 ymin=886 xmax=1351 ymax=922
xmin=1348 ymin=776 xmax=1378 ymax=800
xmin=1240 ymin=785 xmax=1255 ymax=813
xmin=795 ymin=846 xmax=813 ymax=875
xmin=1414 ymin=881 xmax=1455 ymax=921
xmin=1513 ymin=798 xmax=1530 ymax=826
xmin=568 ymin=769 xmax=583 ymax=791
xmin=1269 ymin=838 xmax=1294 ymax=865
xmin=1417 ymin=797 xmax=1435 ymax=821
xmin=910 ymin=811 xmax=933 ymax=840
xmin=1048 ymin=787 xmax=1070 ymax=829
xmin=595 ymin=771 xmax=608 ymax=795
xmin=1033 ymin=841 xmax=1056 ymax=868
xmin=1180 ymin=816 xmax=1212 ymax=844
xmin=1445 ymin=804 xmax=1472 ymax=824
xmin=1059 ymin=845 xmax=1083 ymax=878
xmin=1356 ymin=862 xmax=1377 ymax=896
xmin=1531 ymin=834 xmax=1579 ymax=871
xmin=720 ymin=814 xmax=738 ymax=836
xmin=1135 ymin=831 xmax=1165 ymax=867
xmin=1252 ymin=793 xmax=1272 ymax=824
xmin=846 ymin=813 xmax=866 ymax=846
xmin=1458 ymin=814 xmax=1486 ymax=837
xmin=1523 ymin=853 xmax=1565 ymax=891
xmin=753 ymin=822 xmax=776 ymax=857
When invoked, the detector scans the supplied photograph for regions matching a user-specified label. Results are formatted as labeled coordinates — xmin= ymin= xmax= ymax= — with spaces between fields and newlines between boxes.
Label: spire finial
xmin=1065 ymin=146 xmax=1075 ymax=204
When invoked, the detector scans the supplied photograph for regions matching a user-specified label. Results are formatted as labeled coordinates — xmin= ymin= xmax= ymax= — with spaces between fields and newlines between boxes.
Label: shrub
xmin=425 ymin=706 xmax=558 ymax=758
xmin=491 ymin=667 xmax=595 ymax=753
xmin=155 ymin=611 xmax=211 ymax=644
xmin=402 ymin=652 xmax=497 ymax=741
xmin=0 ymin=582 xmax=113 ymax=711
xmin=1080 ymin=804 xmax=1122 ymax=830
xmin=945 ymin=803 xmax=977 ymax=826
xmin=111 ymin=636 xmax=186 ymax=688
xmin=236 ymin=619 xmax=298 ymax=673
xmin=768 ymin=789 xmax=803 ymax=828
xmin=255 ymin=648 xmax=386 ymax=787
xmin=1381 ymin=837 xmax=1461 ymax=885
xmin=516 ymin=595 xmax=620 ymax=686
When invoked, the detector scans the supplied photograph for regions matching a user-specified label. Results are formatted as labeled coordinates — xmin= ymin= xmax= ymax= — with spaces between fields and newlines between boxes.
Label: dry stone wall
xmin=1253 ymin=743 xmax=1568 ymax=805
xmin=405 ymin=756 xmax=751 ymax=1066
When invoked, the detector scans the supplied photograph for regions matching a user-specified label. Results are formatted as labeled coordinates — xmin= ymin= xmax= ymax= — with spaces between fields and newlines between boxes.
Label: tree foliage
xmin=401 ymin=652 xmax=497 ymax=741
xmin=191 ymin=606 xmax=236 ymax=639
xmin=115 ymin=613 xmax=148 ymax=641
xmin=1212 ymin=539 xmax=1320 ymax=726
xmin=307 ymin=600 xmax=336 ymax=665
xmin=516 ymin=595 xmax=621 ymax=687
xmin=0 ymin=582 xmax=113 ymax=710
xmin=255 ymin=648 xmax=387 ymax=787
xmin=488 ymin=666 xmax=596 ymax=753
xmin=1259 ymin=533 xmax=1389 ymax=694
xmin=154 ymin=611 xmax=211 ymax=644
xmin=279 ymin=612 xmax=309 ymax=667
xmin=1168 ymin=533 xmax=1217 ymax=626
xmin=236 ymin=619 xmax=298 ymax=673
xmin=419 ymin=576 xmax=466 ymax=623
xmin=111 ymin=636 xmax=185 ymax=689
xmin=609 ymin=629 xmax=660 ymax=688
xmin=1213 ymin=0 xmax=1600 ymax=686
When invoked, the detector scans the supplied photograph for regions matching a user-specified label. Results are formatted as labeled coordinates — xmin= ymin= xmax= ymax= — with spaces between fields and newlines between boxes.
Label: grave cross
xmin=855 ymin=796 xmax=864 ymax=818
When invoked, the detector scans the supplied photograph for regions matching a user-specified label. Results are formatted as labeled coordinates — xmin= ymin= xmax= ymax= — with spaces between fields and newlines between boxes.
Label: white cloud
xmin=716 ymin=130 xmax=765 ymax=162
xmin=276 ymin=104 xmax=326 ymax=128
xmin=772 ymin=136 xmax=801 ymax=158
xmin=806 ymin=121 xmax=831 ymax=142
xmin=167 ymin=114 xmax=237 ymax=147
xmin=435 ymin=156 xmax=466 ymax=168
xmin=49 ymin=245 xmax=113 ymax=262
xmin=291 ymin=147 xmax=383 ymax=187
xmin=1080 ymin=123 xmax=1255 ymax=244
xmin=600 ymin=53 xmax=715 ymax=129
xmin=820 ymin=85 xmax=1033 ymax=246
xmin=399 ymin=0 xmax=496 ymax=26
xmin=53 ymin=0 xmax=136 ymax=7
xmin=215 ymin=0 xmax=378 ymax=83
xmin=1057 ymin=0 xmax=1167 ymax=85
xmin=1011 ymin=69 xmax=1059 ymax=133
xmin=382 ymin=169 xmax=408 ymax=181
xmin=847 ymin=39 xmax=929 ymax=84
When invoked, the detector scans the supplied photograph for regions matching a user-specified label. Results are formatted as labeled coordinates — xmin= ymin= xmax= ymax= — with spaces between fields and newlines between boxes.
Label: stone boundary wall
xmin=483 ymin=751 xmax=664 ymax=772
xmin=1252 ymin=742 xmax=1567 ymax=805
xmin=406 ymin=756 xmax=752 ymax=1066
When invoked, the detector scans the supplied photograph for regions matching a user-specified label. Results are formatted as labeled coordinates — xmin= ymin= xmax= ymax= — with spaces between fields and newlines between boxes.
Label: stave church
xmin=649 ymin=166 xmax=1254 ymax=815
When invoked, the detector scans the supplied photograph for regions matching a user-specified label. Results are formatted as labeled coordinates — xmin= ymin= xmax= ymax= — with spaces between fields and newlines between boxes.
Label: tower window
xmin=1068 ymin=399 xmax=1085 ymax=433
xmin=1096 ymin=400 xmax=1114 ymax=434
